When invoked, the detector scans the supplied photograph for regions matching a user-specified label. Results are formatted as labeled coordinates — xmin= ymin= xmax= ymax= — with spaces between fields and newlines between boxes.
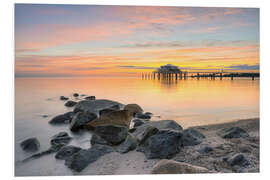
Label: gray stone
xmin=133 ymin=119 xmax=146 ymax=128
xmin=136 ymin=113 xmax=151 ymax=120
xmin=152 ymin=159 xmax=209 ymax=174
xmin=94 ymin=125 xmax=128 ymax=145
xmin=85 ymin=96 xmax=96 ymax=100
xmin=134 ymin=125 xmax=159 ymax=144
xmin=73 ymin=93 xmax=79 ymax=97
xmin=197 ymin=146 xmax=214 ymax=154
xmin=55 ymin=145 xmax=82 ymax=160
xmin=60 ymin=96 xmax=69 ymax=100
xmin=64 ymin=144 xmax=114 ymax=172
xmin=50 ymin=132 xmax=72 ymax=147
xmin=218 ymin=127 xmax=249 ymax=139
xmin=147 ymin=120 xmax=183 ymax=131
xmin=182 ymin=128 xmax=205 ymax=146
xmin=70 ymin=111 xmax=97 ymax=131
xmin=138 ymin=129 xmax=183 ymax=159
xmin=20 ymin=137 xmax=40 ymax=152
xmin=90 ymin=134 xmax=111 ymax=146
xmin=49 ymin=112 xmax=74 ymax=124
xmin=99 ymin=108 xmax=117 ymax=116
xmin=117 ymin=133 xmax=138 ymax=153
xmin=65 ymin=100 xmax=77 ymax=107
xmin=225 ymin=153 xmax=250 ymax=167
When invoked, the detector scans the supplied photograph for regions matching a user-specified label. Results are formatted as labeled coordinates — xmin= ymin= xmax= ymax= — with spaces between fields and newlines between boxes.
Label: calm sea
xmin=14 ymin=77 xmax=259 ymax=176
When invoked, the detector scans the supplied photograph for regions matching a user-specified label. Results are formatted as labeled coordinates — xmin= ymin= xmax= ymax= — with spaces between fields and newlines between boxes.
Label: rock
xmin=110 ymin=104 xmax=121 ymax=110
xmin=197 ymin=146 xmax=214 ymax=154
xmin=49 ymin=112 xmax=74 ymax=124
xmin=145 ymin=112 xmax=153 ymax=116
xmin=147 ymin=120 xmax=183 ymax=131
xmin=60 ymin=96 xmax=69 ymax=100
xmin=99 ymin=108 xmax=117 ymax=116
xmin=74 ymin=99 xmax=123 ymax=114
xmin=90 ymin=134 xmax=111 ymax=146
xmin=85 ymin=110 xmax=133 ymax=128
xmin=133 ymin=119 xmax=146 ymax=128
xmin=73 ymin=93 xmax=79 ymax=97
xmin=218 ymin=127 xmax=249 ymax=139
xmin=152 ymin=159 xmax=209 ymax=174
xmin=124 ymin=104 xmax=143 ymax=115
xmin=70 ymin=111 xmax=97 ymax=131
xmin=55 ymin=145 xmax=82 ymax=160
xmin=65 ymin=100 xmax=77 ymax=107
xmin=94 ymin=125 xmax=128 ymax=145
xmin=138 ymin=129 xmax=183 ymax=159
xmin=50 ymin=132 xmax=72 ymax=147
xmin=133 ymin=125 xmax=159 ymax=144
xmin=20 ymin=137 xmax=40 ymax=152
xmin=181 ymin=128 xmax=205 ymax=146
xmin=85 ymin=96 xmax=96 ymax=100
xmin=65 ymin=144 xmax=114 ymax=172
xmin=225 ymin=153 xmax=250 ymax=167
xmin=117 ymin=133 xmax=138 ymax=153
xmin=136 ymin=113 xmax=151 ymax=120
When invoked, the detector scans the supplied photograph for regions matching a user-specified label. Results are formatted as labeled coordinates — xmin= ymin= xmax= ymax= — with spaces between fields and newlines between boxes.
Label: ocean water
xmin=14 ymin=77 xmax=259 ymax=176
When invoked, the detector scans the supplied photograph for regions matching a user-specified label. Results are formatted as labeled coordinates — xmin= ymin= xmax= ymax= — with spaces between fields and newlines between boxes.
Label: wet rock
xmin=99 ymin=108 xmax=117 ymax=116
xmin=218 ymin=127 xmax=249 ymax=139
xmin=70 ymin=111 xmax=97 ymax=131
xmin=20 ymin=137 xmax=40 ymax=152
xmin=50 ymin=132 xmax=72 ymax=147
xmin=94 ymin=125 xmax=128 ymax=145
xmin=117 ymin=133 xmax=138 ymax=153
xmin=138 ymin=129 xmax=183 ymax=159
xmin=74 ymin=99 xmax=123 ymax=114
xmin=147 ymin=120 xmax=183 ymax=131
xmin=225 ymin=153 xmax=250 ymax=167
xmin=90 ymin=134 xmax=111 ymax=146
xmin=73 ymin=93 xmax=79 ymax=97
xmin=136 ymin=113 xmax=151 ymax=120
xmin=197 ymin=146 xmax=214 ymax=154
xmin=55 ymin=145 xmax=82 ymax=160
xmin=182 ymin=128 xmax=205 ymax=146
xmin=124 ymin=104 xmax=143 ymax=115
xmin=60 ymin=96 xmax=69 ymax=100
xmin=85 ymin=96 xmax=96 ymax=100
xmin=65 ymin=144 xmax=114 ymax=172
xmin=49 ymin=112 xmax=74 ymax=124
xmin=145 ymin=112 xmax=153 ymax=116
xmin=65 ymin=100 xmax=77 ymax=107
xmin=132 ymin=125 xmax=159 ymax=144
xmin=133 ymin=119 xmax=146 ymax=128
xmin=152 ymin=159 xmax=209 ymax=174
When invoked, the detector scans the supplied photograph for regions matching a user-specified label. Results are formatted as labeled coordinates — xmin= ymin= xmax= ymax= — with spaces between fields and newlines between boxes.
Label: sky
xmin=15 ymin=4 xmax=260 ymax=77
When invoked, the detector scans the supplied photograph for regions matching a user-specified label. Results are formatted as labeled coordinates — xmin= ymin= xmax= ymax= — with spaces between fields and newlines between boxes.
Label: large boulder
xmin=147 ymin=120 xmax=183 ymax=131
xmin=124 ymin=104 xmax=143 ymax=115
xmin=55 ymin=145 xmax=82 ymax=160
xmin=65 ymin=100 xmax=77 ymax=107
xmin=90 ymin=134 xmax=111 ymax=146
xmin=152 ymin=159 xmax=209 ymax=174
xmin=132 ymin=125 xmax=159 ymax=144
xmin=74 ymin=99 xmax=123 ymax=114
xmin=65 ymin=144 xmax=114 ymax=172
xmin=20 ymin=137 xmax=40 ymax=152
xmin=117 ymin=133 xmax=138 ymax=153
xmin=70 ymin=111 xmax=97 ymax=131
xmin=94 ymin=125 xmax=128 ymax=145
xmin=181 ymin=128 xmax=205 ymax=146
xmin=49 ymin=112 xmax=74 ymax=124
xmin=224 ymin=153 xmax=250 ymax=167
xmin=84 ymin=110 xmax=133 ymax=128
xmin=218 ymin=127 xmax=249 ymax=139
xmin=99 ymin=108 xmax=117 ymax=116
xmin=137 ymin=129 xmax=183 ymax=159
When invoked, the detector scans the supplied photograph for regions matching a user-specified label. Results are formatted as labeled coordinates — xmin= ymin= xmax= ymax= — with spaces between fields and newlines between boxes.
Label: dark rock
xmin=124 ymin=104 xmax=143 ymax=116
xmin=65 ymin=144 xmax=114 ymax=172
xmin=133 ymin=119 xmax=146 ymax=128
xmin=136 ymin=113 xmax=151 ymax=120
xmin=90 ymin=134 xmax=111 ymax=146
xmin=181 ymin=128 xmax=205 ymax=146
xmin=49 ymin=112 xmax=74 ymax=124
xmin=80 ymin=94 xmax=87 ymax=97
xmin=117 ymin=133 xmax=138 ymax=153
xmin=128 ymin=127 xmax=137 ymax=133
xmin=50 ymin=132 xmax=72 ymax=147
xmin=74 ymin=99 xmax=123 ymax=114
xmin=60 ymin=96 xmax=69 ymax=100
xmin=55 ymin=145 xmax=82 ymax=160
xmin=225 ymin=153 xmax=250 ymax=167
xmin=70 ymin=111 xmax=97 ymax=131
xmin=147 ymin=120 xmax=183 ymax=131
xmin=110 ymin=104 xmax=121 ymax=110
xmin=85 ymin=96 xmax=96 ymax=100
xmin=65 ymin=101 xmax=77 ymax=107
xmin=41 ymin=115 xmax=48 ymax=118
xmin=138 ymin=129 xmax=183 ymax=159
xmin=197 ymin=146 xmax=214 ymax=154
xmin=99 ymin=108 xmax=117 ymax=116
xmin=133 ymin=125 xmax=159 ymax=144
xmin=94 ymin=125 xmax=128 ymax=145
xmin=20 ymin=137 xmax=40 ymax=152
xmin=73 ymin=93 xmax=79 ymax=97
xmin=218 ymin=127 xmax=249 ymax=139
xmin=145 ymin=112 xmax=153 ymax=116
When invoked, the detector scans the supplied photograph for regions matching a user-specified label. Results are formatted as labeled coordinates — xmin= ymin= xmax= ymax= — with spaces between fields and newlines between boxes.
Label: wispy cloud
xmin=226 ymin=64 xmax=260 ymax=70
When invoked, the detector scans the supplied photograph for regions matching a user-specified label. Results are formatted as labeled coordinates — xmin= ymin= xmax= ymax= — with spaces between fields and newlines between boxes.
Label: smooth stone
xmin=218 ymin=127 xmax=249 ymax=139
xmin=225 ymin=153 xmax=250 ymax=167
xmin=50 ymin=132 xmax=72 ymax=147
xmin=73 ymin=93 xmax=79 ymax=97
xmin=123 ymin=104 xmax=143 ymax=115
xmin=99 ymin=108 xmax=117 ymax=116
xmin=117 ymin=133 xmax=138 ymax=153
xmin=94 ymin=125 xmax=128 ymax=145
xmin=137 ymin=129 xmax=183 ymax=159
xmin=20 ymin=137 xmax=40 ymax=152
xmin=152 ymin=159 xmax=209 ymax=174
xmin=49 ymin=112 xmax=74 ymax=124
xmin=85 ymin=96 xmax=96 ymax=100
xmin=65 ymin=100 xmax=77 ymax=107
xmin=133 ymin=125 xmax=159 ymax=144
xmin=147 ymin=120 xmax=183 ymax=131
xmin=136 ymin=113 xmax=151 ymax=120
xmin=70 ymin=111 xmax=97 ymax=132
xmin=64 ymin=144 xmax=114 ymax=172
xmin=55 ymin=145 xmax=82 ymax=160
xmin=90 ymin=134 xmax=112 ymax=146
xmin=181 ymin=128 xmax=205 ymax=146
xmin=133 ymin=119 xmax=146 ymax=128
xmin=145 ymin=112 xmax=153 ymax=116
xmin=60 ymin=96 xmax=69 ymax=100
